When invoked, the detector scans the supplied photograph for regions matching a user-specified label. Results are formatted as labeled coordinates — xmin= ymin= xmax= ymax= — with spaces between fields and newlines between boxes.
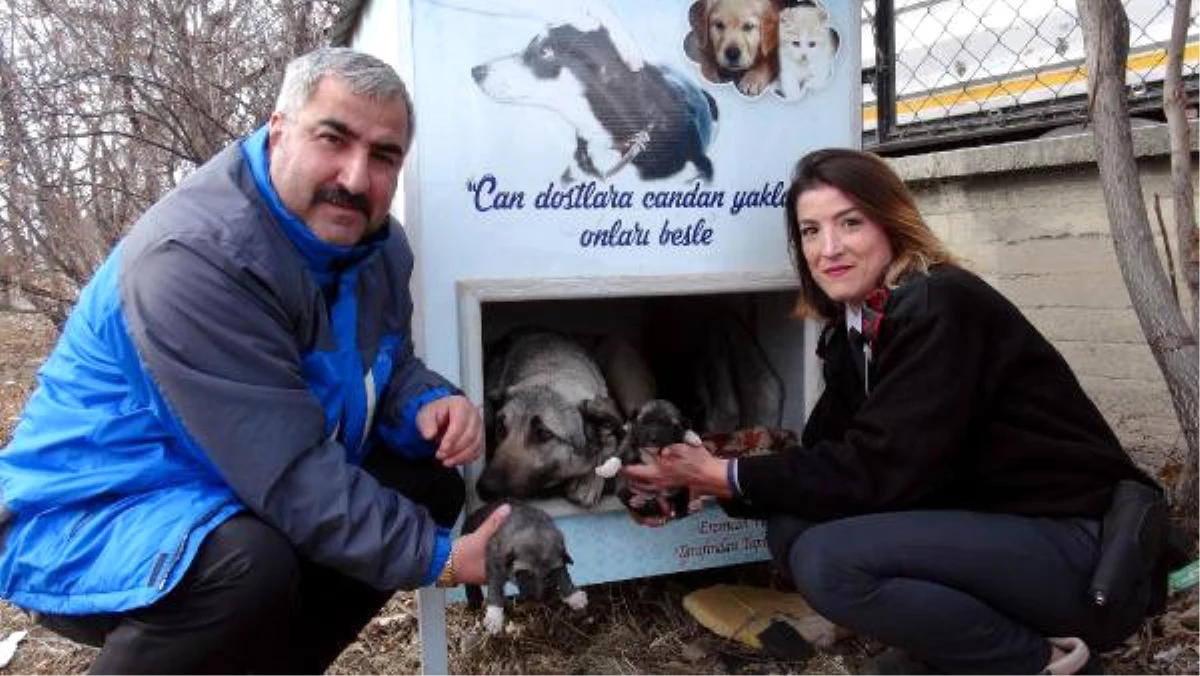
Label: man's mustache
xmin=313 ymin=187 xmax=371 ymax=219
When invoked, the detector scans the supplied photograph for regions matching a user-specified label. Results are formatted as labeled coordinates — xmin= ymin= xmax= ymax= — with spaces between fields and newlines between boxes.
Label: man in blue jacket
xmin=0 ymin=47 xmax=509 ymax=673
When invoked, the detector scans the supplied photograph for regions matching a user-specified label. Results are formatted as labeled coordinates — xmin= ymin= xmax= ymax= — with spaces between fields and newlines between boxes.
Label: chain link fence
xmin=862 ymin=0 xmax=1199 ymax=153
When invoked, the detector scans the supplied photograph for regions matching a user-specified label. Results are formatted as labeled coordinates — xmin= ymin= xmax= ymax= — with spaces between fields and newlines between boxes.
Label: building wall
xmin=889 ymin=122 xmax=1198 ymax=478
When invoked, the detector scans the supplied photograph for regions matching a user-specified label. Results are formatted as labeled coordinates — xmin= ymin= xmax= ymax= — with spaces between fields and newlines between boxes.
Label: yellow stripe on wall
xmin=863 ymin=42 xmax=1199 ymax=124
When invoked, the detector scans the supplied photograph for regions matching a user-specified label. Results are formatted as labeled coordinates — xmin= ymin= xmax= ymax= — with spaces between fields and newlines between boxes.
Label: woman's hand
xmin=621 ymin=442 xmax=733 ymax=500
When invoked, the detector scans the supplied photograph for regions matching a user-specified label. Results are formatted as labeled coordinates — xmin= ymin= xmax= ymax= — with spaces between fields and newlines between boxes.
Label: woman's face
xmin=795 ymin=184 xmax=895 ymax=306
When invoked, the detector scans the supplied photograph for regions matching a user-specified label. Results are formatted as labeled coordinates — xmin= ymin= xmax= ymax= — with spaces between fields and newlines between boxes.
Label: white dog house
xmin=341 ymin=0 xmax=860 ymax=670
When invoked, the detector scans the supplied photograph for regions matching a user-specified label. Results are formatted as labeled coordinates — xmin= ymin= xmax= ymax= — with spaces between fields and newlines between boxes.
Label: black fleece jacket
xmin=734 ymin=265 xmax=1157 ymax=522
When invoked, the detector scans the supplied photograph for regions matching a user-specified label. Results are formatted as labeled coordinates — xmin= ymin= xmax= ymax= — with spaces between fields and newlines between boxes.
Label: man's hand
xmin=416 ymin=395 xmax=482 ymax=467
xmin=451 ymin=503 xmax=511 ymax=585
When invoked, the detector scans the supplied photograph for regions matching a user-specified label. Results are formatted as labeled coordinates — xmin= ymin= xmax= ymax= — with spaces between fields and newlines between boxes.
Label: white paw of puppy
xmin=483 ymin=605 xmax=505 ymax=635
xmin=594 ymin=456 xmax=622 ymax=478
xmin=564 ymin=589 xmax=588 ymax=610
xmin=683 ymin=430 xmax=702 ymax=446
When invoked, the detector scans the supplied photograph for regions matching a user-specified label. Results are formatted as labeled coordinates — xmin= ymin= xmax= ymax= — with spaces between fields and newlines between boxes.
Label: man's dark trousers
xmin=38 ymin=450 xmax=465 ymax=674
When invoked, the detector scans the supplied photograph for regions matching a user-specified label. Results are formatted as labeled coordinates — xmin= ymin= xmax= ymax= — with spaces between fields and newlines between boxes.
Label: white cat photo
xmin=775 ymin=2 xmax=839 ymax=101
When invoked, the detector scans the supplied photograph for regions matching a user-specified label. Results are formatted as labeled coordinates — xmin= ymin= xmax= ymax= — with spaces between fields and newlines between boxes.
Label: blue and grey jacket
xmin=0 ymin=126 xmax=457 ymax=614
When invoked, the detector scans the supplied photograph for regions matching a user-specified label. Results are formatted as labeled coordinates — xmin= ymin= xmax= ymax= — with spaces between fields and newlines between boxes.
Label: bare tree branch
xmin=1162 ymin=0 xmax=1198 ymax=339
xmin=1077 ymin=0 xmax=1199 ymax=530
xmin=0 ymin=0 xmax=340 ymax=329
xmin=1153 ymin=194 xmax=1180 ymax=305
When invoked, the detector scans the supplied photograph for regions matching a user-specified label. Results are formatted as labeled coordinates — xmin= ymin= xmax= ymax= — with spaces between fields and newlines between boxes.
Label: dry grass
xmin=0 ymin=559 xmax=863 ymax=675
xmin=1 ymin=569 xmax=1197 ymax=675
xmin=328 ymin=564 xmax=864 ymax=676
xmin=0 ymin=311 xmax=1196 ymax=675
xmin=0 ymin=312 xmax=55 ymax=444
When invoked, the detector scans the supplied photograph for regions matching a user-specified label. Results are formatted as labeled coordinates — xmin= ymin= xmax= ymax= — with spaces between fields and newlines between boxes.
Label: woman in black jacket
xmin=623 ymin=148 xmax=1164 ymax=674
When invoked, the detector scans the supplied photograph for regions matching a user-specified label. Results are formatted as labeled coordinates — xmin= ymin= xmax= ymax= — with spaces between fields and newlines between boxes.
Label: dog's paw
xmin=564 ymin=589 xmax=589 ymax=610
xmin=700 ymin=62 xmax=723 ymax=83
xmin=483 ymin=605 xmax=505 ymax=635
xmin=683 ymin=430 xmax=703 ymax=447
xmin=737 ymin=70 xmax=773 ymax=96
xmin=595 ymin=456 xmax=622 ymax=478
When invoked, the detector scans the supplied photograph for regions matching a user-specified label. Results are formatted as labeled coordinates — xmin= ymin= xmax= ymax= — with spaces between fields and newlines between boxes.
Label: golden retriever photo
xmin=684 ymin=0 xmax=780 ymax=97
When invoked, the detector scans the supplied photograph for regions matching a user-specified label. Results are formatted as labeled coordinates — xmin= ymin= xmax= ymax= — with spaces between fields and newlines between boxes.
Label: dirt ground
xmin=0 ymin=311 xmax=1196 ymax=675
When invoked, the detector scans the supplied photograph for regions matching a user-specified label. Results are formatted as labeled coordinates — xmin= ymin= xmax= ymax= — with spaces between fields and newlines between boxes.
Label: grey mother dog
xmin=478 ymin=329 xmax=627 ymax=507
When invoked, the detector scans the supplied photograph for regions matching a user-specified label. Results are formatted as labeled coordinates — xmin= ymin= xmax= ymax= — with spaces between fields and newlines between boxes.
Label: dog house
xmin=342 ymin=0 xmax=861 ymax=670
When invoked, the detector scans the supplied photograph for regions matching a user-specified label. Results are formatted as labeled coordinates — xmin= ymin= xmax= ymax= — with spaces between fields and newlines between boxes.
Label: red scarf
xmin=860 ymin=286 xmax=890 ymax=345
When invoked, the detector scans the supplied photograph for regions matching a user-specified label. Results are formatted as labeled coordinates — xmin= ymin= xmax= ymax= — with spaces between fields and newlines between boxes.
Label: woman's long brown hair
xmin=783 ymin=148 xmax=958 ymax=321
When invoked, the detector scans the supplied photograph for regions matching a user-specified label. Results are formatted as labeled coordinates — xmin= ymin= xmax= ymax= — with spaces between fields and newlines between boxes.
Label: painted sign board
xmin=347 ymin=0 xmax=861 ymax=670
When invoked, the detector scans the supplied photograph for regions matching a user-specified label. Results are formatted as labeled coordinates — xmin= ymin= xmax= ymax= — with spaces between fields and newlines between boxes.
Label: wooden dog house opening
xmin=457 ymin=275 xmax=817 ymax=521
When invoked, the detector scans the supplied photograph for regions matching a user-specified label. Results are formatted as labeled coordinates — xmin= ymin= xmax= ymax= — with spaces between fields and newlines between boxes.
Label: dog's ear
xmin=760 ymin=1 xmax=780 ymax=58
xmin=581 ymin=396 xmax=623 ymax=431
xmin=563 ymin=552 xmax=574 ymax=566
xmin=688 ymin=0 xmax=709 ymax=48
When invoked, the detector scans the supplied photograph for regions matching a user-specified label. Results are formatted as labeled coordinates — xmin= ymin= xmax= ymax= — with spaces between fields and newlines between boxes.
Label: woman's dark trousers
xmin=767 ymin=510 xmax=1152 ymax=674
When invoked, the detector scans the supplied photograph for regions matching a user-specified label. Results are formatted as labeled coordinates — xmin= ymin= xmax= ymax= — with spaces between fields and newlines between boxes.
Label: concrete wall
xmin=888 ymin=122 xmax=1198 ymax=477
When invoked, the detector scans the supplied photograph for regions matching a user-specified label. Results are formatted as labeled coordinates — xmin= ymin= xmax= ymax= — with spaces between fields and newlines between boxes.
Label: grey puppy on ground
xmin=461 ymin=500 xmax=588 ymax=635
xmin=479 ymin=328 xmax=624 ymax=507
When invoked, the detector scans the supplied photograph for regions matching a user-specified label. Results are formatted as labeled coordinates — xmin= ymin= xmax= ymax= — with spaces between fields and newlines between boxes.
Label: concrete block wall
xmin=888 ymin=122 xmax=1198 ymax=477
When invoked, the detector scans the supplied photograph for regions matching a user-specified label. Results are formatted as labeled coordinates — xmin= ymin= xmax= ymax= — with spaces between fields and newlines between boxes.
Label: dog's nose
xmin=723 ymin=45 xmax=742 ymax=63
xmin=471 ymin=64 xmax=488 ymax=83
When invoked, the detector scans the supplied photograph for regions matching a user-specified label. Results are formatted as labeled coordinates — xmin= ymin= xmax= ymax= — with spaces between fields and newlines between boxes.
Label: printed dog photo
xmin=685 ymin=0 xmax=781 ymax=97
xmin=775 ymin=1 xmax=839 ymax=101
xmin=461 ymin=500 xmax=587 ymax=635
xmin=433 ymin=0 xmax=719 ymax=182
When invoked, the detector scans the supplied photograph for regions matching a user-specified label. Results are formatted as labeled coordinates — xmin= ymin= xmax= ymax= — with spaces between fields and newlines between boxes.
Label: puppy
xmin=479 ymin=329 xmax=624 ymax=507
xmin=461 ymin=501 xmax=587 ymax=635
xmin=775 ymin=2 xmax=839 ymax=100
xmin=595 ymin=399 xmax=704 ymax=520
xmin=687 ymin=0 xmax=780 ymax=96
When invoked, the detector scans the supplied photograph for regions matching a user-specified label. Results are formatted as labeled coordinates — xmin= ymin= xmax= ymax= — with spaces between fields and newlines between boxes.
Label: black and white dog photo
xmin=431 ymin=0 xmax=719 ymax=182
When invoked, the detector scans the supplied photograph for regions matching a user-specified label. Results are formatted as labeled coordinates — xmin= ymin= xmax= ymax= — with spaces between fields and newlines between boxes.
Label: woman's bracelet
xmin=725 ymin=457 xmax=742 ymax=498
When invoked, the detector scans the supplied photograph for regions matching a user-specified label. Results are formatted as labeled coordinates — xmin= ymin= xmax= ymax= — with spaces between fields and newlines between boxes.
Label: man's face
xmin=267 ymin=76 xmax=408 ymax=246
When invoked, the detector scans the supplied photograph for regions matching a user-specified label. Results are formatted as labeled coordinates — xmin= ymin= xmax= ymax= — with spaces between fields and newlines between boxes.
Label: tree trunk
xmin=1163 ymin=0 xmax=1199 ymax=338
xmin=1076 ymin=0 xmax=1199 ymax=520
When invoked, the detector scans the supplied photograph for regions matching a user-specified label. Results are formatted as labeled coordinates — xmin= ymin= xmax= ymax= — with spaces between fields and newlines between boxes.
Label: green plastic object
xmin=1167 ymin=559 xmax=1199 ymax=593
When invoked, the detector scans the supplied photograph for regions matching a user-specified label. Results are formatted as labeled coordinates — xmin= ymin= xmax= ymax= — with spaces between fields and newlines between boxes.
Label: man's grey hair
xmin=274 ymin=47 xmax=415 ymax=145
